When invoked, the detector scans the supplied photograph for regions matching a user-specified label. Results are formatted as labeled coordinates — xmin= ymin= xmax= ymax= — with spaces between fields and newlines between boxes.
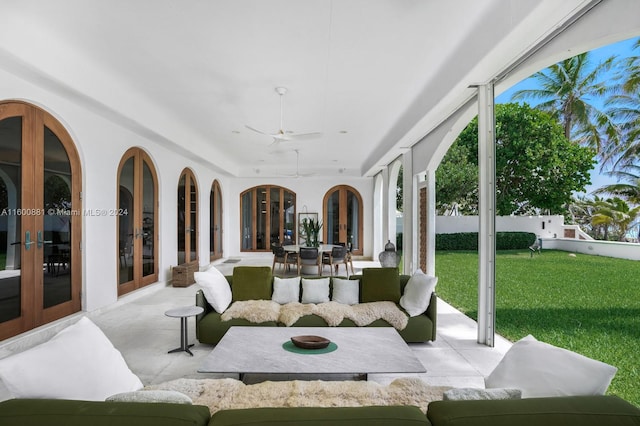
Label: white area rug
xmin=146 ymin=378 xmax=450 ymax=414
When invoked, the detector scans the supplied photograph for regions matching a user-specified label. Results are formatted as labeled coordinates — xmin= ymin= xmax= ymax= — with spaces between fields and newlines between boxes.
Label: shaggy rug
xmin=146 ymin=378 xmax=450 ymax=414
xmin=221 ymin=300 xmax=408 ymax=330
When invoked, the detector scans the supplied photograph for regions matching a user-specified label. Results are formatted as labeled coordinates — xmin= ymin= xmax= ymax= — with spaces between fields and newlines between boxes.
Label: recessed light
xmin=232 ymin=130 xmax=241 ymax=134
xmin=339 ymin=130 xmax=348 ymax=134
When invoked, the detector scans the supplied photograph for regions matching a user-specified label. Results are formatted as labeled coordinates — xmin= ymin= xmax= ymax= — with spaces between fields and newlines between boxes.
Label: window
xmin=240 ymin=185 xmax=295 ymax=251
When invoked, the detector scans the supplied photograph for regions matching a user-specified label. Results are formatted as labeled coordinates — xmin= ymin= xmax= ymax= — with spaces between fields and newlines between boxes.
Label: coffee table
xmin=198 ymin=326 xmax=425 ymax=381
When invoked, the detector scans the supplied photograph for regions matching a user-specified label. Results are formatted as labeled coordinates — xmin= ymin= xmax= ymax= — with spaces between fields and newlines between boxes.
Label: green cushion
xmin=0 ymin=399 xmax=211 ymax=426
xmin=427 ymin=395 xmax=640 ymax=426
xmin=231 ymin=266 xmax=272 ymax=301
xmin=361 ymin=268 xmax=401 ymax=303
xmin=211 ymin=406 xmax=429 ymax=426
xmin=196 ymin=311 xmax=278 ymax=345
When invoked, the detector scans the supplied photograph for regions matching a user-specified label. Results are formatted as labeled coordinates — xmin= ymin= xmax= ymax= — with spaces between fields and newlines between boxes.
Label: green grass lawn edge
xmin=435 ymin=249 xmax=640 ymax=407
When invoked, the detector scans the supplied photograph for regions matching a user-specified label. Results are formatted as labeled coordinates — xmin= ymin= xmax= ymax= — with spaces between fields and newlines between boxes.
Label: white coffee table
xmin=198 ymin=326 xmax=425 ymax=381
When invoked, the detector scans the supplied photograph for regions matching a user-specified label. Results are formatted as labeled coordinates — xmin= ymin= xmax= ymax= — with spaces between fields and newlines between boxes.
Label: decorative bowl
xmin=290 ymin=335 xmax=330 ymax=349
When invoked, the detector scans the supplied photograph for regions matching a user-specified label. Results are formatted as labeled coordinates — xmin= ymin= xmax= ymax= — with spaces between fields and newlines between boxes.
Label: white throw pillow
xmin=399 ymin=269 xmax=437 ymax=317
xmin=331 ymin=278 xmax=359 ymax=305
xmin=272 ymin=276 xmax=301 ymax=304
xmin=194 ymin=267 xmax=232 ymax=313
xmin=301 ymin=278 xmax=330 ymax=304
xmin=0 ymin=317 xmax=143 ymax=401
xmin=485 ymin=335 xmax=618 ymax=398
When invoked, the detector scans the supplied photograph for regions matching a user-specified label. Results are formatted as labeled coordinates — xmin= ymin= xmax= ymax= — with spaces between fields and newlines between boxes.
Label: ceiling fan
xmin=279 ymin=149 xmax=314 ymax=178
xmin=245 ymin=87 xmax=322 ymax=145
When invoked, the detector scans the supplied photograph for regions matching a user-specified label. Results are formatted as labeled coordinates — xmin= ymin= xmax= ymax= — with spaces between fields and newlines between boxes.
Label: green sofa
xmin=2 ymin=395 xmax=639 ymax=425
xmin=195 ymin=266 xmax=437 ymax=345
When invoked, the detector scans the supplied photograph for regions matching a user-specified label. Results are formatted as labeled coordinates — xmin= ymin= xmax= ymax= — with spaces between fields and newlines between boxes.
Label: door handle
xmin=37 ymin=230 xmax=53 ymax=249
xmin=24 ymin=231 xmax=34 ymax=250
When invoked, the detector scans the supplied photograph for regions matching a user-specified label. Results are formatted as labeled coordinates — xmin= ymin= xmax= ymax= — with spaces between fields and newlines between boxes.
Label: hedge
xmin=435 ymin=232 xmax=537 ymax=251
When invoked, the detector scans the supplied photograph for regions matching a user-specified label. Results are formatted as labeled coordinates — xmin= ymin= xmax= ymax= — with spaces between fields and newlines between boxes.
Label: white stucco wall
xmin=436 ymin=215 xmax=565 ymax=239
xmin=0 ymin=68 xmax=372 ymax=315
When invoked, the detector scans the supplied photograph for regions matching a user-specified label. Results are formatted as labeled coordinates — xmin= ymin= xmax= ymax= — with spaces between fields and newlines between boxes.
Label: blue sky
xmin=496 ymin=36 xmax=639 ymax=196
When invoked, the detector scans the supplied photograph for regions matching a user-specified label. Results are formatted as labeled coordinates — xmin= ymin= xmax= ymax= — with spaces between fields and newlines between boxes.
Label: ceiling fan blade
xmin=280 ymin=132 xmax=323 ymax=141
xmin=245 ymin=125 xmax=277 ymax=137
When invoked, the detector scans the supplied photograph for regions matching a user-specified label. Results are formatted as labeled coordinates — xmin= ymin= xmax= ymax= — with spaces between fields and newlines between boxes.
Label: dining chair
xmin=336 ymin=242 xmax=355 ymax=275
xmin=322 ymin=245 xmax=349 ymax=277
xmin=272 ymin=245 xmax=299 ymax=274
xmin=298 ymin=247 xmax=321 ymax=276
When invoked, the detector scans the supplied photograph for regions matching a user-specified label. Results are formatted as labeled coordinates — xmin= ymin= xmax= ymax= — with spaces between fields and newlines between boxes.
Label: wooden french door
xmin=117 ymin=148 xmax=158 ymax=296
xmin=323 ymin=185 xmax=363 ymax=256
xmin=178 ymin=168 xmax=198 ymax=265
xmin=210 ymin=180 xmax=223 ymax=261
xmin=0 ymin=101 xmax=82 ymax=340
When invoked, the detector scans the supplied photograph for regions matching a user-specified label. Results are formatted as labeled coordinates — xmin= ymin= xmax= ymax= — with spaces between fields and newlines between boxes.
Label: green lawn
xmin=435 ymin=249 xmax=640 ymax=406
xmin=0 ymin=253 xmax=5 ymax=270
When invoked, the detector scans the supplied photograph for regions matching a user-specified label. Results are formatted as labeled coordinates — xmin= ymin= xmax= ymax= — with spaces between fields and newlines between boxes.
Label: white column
xmin=380 ymin=168 xmax=390 ymax=246
xmin=477 ymin=83 xmax=496 ymax=347
xmin=402 ymin=150 xmax=414 ymax=274
xmin=425 ymin=169 xmax=436 ymax=277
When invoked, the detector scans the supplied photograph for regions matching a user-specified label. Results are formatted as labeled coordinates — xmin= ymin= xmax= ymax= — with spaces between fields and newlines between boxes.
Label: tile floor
xmin=0 ymin=256 xmax=512 ymax=400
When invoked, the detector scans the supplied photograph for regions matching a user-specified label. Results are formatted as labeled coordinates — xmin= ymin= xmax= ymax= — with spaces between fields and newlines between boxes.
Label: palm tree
xmin=511 ymin=52 xmax=619 ymax=156
xmin=591 ymin=197 xmax=640 ymax=241
xmin=602 ymin=39 xmax=640 ymax=168
xmin=594 ymin=164 xmax=640 ymax=205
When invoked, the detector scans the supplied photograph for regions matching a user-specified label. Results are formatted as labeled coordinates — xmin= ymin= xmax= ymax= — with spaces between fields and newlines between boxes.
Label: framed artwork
xmin=298 ymin=212 xmax=318 ymax=244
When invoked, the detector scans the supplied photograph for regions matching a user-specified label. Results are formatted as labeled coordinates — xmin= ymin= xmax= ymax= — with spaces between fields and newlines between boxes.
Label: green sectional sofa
xmin=2 ymin=395 xmax=639 ymax=425
xmin=195 ymin=266 xmax=437 ymax=345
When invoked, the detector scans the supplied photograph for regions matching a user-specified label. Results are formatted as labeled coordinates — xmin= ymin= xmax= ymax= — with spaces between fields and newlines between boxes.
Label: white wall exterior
xmin=0 ymin=69 xmax=372 ymax=316
xmin=436 ymin=215 xmax=565 ymax=239
xmin=542 ymin=238 xmax=640 ymax=261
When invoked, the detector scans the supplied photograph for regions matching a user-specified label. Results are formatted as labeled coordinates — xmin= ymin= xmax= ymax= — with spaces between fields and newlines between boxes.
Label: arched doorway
xmin=117 ymin=148 xmax=158 ymax=296
xmin=323 ymin=185 xmax=363 ymax=256
xmin=0 ymin=101 xmax=82 ymax=340
xmin=210 ymin=180 xmax=223 ymax=261
xmin=178 ymin=168 xmax=198 ymax=264
xmin=240 ymin=185 xmax=296 ymax=251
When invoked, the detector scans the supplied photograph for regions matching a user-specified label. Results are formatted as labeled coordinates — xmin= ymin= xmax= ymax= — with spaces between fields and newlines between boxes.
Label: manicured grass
xmin=0 ymin=253 xmax=5 ymax=270
xmin=435 ymin=249 xmax=640 ymax=406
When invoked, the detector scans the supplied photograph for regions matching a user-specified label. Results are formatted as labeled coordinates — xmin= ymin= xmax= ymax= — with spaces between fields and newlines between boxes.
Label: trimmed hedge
xmin=436 ymin=232 xmax=536 ymax=251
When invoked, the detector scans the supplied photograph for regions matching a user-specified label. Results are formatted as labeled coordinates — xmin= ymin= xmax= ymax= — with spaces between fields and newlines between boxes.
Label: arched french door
xmin=117 ymin=148 xmax=158 ymax=296
xmin=210 ymin=180 xmax=223 ymax=261
xmin=178 ymin=168 xmax=198 ymax=264
xmin=323 ymin=185 xmax=363 ymax=256
xmin=240 ymin=185 xmax=296 ymax=251
xmin=0 ymin=101 xmax=82 ymax=340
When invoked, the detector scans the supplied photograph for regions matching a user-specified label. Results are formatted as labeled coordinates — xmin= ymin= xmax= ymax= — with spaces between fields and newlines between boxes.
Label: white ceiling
xmin=0 ymin=0 xmax=613 ymax=177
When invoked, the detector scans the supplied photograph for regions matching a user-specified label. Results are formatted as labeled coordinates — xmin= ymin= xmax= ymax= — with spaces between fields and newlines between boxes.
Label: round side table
xmin=165 ymin=305 xmax=204 ymax=356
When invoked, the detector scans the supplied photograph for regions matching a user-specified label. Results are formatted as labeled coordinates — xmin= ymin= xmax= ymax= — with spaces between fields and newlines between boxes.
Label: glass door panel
xmin=270 ymin=188 xmax=280 ymax=246
xmin=283 ymin=190 xmax=295 ymax=245
xmin=210 ymin=181 xmax=223 ymax=260
xmin=326 ymin=190 xmax=340 ymax=244
xmin=177 ymin=174 xmax=186 ymax=265
xmin=0 ymin=116 xmax=22 ymax=325
xmin=189 ymin=178 xmax=197 ymax=262
xmin=241 ymin=191 xmax=253 ymax=250
xmin=42 ymin=127 xmax=72 ymax=308
xmin=347 ymin=190 xmax=359 ymax=252
xmin=256 ymin=188 xmax=266 ymax=250
xmin=142 ymin=161 xmax=155 ymax=277
xmin=118 ymin=158 xmax=135 ymax=285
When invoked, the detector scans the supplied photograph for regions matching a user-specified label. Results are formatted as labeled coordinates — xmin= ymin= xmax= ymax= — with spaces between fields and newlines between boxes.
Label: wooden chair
xmin=322 ymin=246 xmax=349 ymax=277
xmin=272 ymin=245 xmax=299 ymax=274
xmin=298 ymin=247 xmax=321 ymax=276
xmin=336 ymin=242 xmax=355 ymax=275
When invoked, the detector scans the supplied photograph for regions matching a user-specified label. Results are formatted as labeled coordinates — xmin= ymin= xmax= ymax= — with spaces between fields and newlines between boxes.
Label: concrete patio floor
xmin=0 ymin=256 xmax=512 ymax=400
